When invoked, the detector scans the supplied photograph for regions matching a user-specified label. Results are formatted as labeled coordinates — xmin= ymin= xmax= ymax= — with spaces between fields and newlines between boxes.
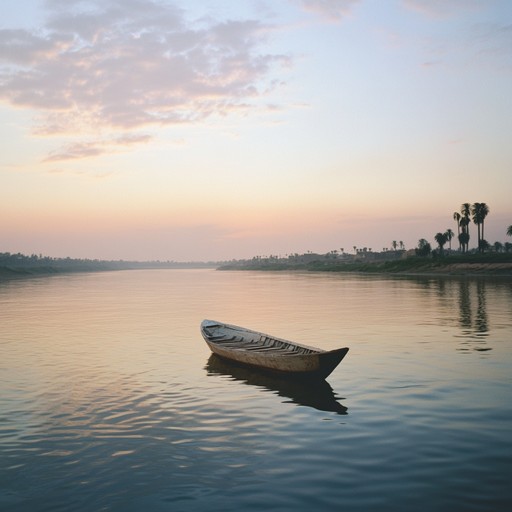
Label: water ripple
xmin=1 ymin=271 xmax=511 ymax=511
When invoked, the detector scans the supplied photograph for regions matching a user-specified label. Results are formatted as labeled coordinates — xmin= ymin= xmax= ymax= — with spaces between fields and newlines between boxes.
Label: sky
xmin=1 ymin=0 xmax=511 ymax=261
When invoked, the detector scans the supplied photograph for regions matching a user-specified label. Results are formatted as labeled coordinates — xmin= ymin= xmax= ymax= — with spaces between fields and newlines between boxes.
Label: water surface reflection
xmin=403 ymin=276 xmax=512 ymax=353
xmin=2 ymin=270 xmax=512 ymax=511
xmin=205 ymin=354 xmax=347 ymax=415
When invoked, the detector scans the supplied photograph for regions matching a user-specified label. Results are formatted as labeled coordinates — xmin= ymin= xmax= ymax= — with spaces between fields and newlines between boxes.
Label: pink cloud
xmin=42 ymin=133 xmax=152 ymax=162
xmin=0 ymin=0 xmax=290 ymax=159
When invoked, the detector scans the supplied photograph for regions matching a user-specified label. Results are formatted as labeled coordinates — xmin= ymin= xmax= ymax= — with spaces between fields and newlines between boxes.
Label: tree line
xmin=0 ymin=253 xmax=219 ymax=274
xmin=417 ymin=203 xmax=512 ymax=256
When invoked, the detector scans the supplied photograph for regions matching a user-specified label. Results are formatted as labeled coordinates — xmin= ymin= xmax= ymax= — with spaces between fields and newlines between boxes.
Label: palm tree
xmin=459 ymin=217 xmax=470 ymax=253
xmin=434 ymin=232 xmax=448 ymax=255
xmin=507 ymin=225 xmax=512 ymax=237
xmin=391 ymin=241 xmax=397 ymax=250
xmin=453 ymin=212 xmax=461 ymax=250
xmin=471 ymin=203 xmax=490 ymax=252
xmin=445 ymin=229 xmax=454 ymax=251
xmin=479 ymin=203 xmax=489 ymax=243
xmin=471 ymin=203 xmax=482 ymax=247
xmin=460 ymin=203 xmax=471 ymax=252
xmin=458 ymin=230 xmax=469 ymax=253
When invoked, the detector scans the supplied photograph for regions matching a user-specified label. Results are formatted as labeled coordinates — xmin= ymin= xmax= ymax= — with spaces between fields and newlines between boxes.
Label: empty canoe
xmin=200 ymin=320 xmax=349 ymax=379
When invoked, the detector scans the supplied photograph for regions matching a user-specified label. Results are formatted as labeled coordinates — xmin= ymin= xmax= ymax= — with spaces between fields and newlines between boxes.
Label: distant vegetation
xmin=219 ymin=252 xmax=512 ymax=275
xmin=220 ymin=203 xmax=512 ymax=275
xmin=0 ymin=253 xmax=219 ymax=279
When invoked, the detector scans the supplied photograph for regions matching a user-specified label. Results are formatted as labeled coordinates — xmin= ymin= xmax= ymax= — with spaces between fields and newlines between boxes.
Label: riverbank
xmin=0 ymin=260 xmax=218 ymax=281
xmin=218 ymin=254 xmax=512 ymax=276
xmin=0 ymin=264 xmax=117 ymax=280
xmin=2 ymin=254 xmax=512 ymax=279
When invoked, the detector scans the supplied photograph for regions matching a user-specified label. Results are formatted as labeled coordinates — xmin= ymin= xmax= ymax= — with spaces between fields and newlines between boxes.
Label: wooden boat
xmin=200 ymin=320 xmax=349 ymax=379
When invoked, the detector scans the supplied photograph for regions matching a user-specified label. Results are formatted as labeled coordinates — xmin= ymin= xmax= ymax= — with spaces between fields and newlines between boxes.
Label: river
xmin=1 ymin=270 xmax=511 ymax=511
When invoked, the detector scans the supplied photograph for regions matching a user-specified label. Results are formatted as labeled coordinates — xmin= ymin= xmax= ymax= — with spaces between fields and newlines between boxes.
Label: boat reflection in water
xmin=205 ymin=354 xmax=348 ymax=415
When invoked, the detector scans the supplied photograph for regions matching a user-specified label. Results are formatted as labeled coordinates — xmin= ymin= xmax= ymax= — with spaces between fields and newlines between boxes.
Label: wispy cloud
xmin=0 ymin=0 xmax=290 ymax=159
xmin=43 ymin=133 xmax=152 ymax=162
xmin=292 ymin=0 xmax=360 ymax=22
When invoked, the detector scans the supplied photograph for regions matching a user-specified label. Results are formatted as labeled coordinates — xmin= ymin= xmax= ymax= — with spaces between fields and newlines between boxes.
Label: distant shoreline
xmin=2 ymin=255 xmax=512 ymax=281
xmin=0 ymin=266 xmax=115 ymax=280
xmin=218 ymin=256 xmax=512 ymax=277
xmin=0 ymin=263 xmax=217 ymax=281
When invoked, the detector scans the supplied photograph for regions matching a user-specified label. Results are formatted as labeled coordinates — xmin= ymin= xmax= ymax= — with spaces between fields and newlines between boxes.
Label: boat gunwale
xmin=201 ymin=319 xmax=332 ymax=355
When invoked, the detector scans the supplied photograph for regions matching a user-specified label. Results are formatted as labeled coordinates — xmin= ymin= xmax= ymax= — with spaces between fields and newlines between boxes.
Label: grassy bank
xmin=219 ymin=253 xmax=512 ymax=276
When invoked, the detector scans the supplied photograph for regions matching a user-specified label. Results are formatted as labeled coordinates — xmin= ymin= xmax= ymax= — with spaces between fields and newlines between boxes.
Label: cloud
xmin=43 ymin=133 xmax=152 ymax=162
xmin=292 ymin=0 xmax=360 ymax=22
xmin=0 ymin=0 xmax=290 ymax=158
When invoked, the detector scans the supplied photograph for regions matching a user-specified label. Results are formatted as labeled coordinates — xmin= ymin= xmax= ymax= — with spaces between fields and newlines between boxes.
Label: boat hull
xmin=201 ymin=320 xmax=349 ymax=379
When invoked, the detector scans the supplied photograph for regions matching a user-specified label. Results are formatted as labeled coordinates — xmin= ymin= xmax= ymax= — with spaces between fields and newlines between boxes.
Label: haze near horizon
xmin=1 ymin=0 xmax=511 ymax=261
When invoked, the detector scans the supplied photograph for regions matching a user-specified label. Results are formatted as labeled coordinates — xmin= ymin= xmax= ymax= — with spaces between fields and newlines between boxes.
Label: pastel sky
xmin=1 ymin=0 xmax=511 ymax=261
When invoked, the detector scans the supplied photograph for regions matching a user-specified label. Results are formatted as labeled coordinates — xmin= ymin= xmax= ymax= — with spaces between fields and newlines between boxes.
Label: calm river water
xmin=1 ymin=269 xmax=511 ymax=511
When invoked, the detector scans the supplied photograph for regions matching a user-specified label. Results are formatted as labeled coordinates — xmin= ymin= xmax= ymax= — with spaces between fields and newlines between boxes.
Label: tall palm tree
xmin=460 ymin=203 xmax=471 ymax=252
xmin=459 ymin=217 xmax=470 ymax=253
xmin=479 ymin=203 xmax=489 ymax=243
xmin=445 ymin=229 xmax=454 ymax=251
xmin=471 ymin=203 xmax=490 ymax=252
xmin=471 ymin=203 xmax=482 ymax=249
xmin=453 ymin=212 xmax=461 ymax=251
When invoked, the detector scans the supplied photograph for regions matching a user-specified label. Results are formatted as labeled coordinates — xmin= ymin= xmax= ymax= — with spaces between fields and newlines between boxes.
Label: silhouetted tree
xmin=471 ymin=202 xmax=490 ymax=252
xmin=479 ymin=203 xmax=489 ymax=244
xmin=459 ymin=203 xmax=471 ymax=252
xmin=453 ymin=212 xmax=461 ymax=250
xmin=458 ymin=231 xmax=469 ymax=253
xmin=416 ymin=239 xmax=432 ymax=257
xmin=479 ymin=239 xmax=490 ymax=252
xmin=445 ymin=229 xmax=454 ymax=251
xmin=434 ymin=232 xmax=448 ymax=255
xmin=507 ymin=225 xmax=512 ymax=237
